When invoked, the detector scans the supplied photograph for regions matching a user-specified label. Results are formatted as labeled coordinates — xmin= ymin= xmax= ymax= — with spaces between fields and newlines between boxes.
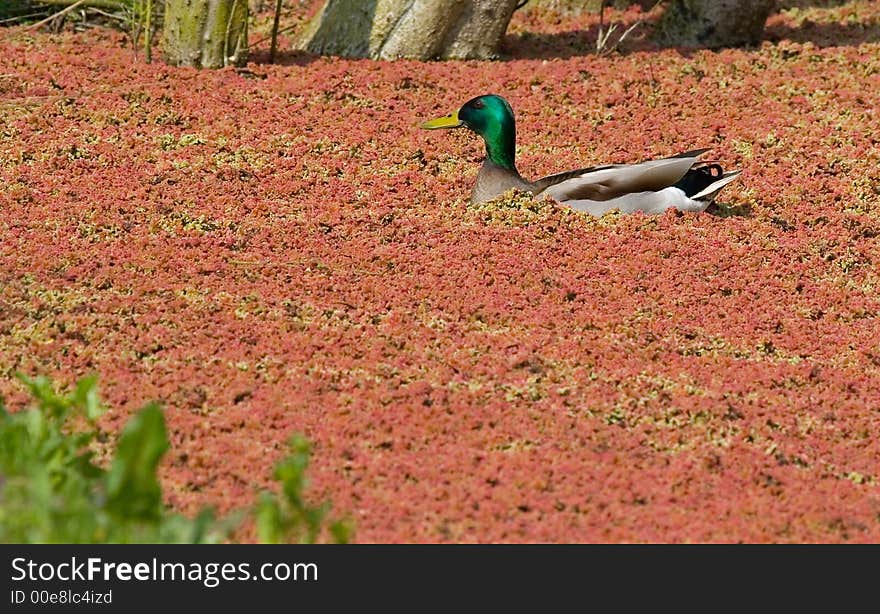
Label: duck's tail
xmin=674 ymin=163 xmax=741 ymax=203
xmin=692 ymin=171 xmax=741 ymax=202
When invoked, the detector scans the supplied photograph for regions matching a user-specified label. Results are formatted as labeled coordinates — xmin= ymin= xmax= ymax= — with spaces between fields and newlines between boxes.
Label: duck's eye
xmin=472 ymin=99 xmax=484 ymax=109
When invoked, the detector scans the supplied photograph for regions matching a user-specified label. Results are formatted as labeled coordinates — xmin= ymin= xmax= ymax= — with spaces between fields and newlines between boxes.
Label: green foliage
xmin=256 ymin=435 xmax=352 ymax=544
xmin=0 ymin=374 xmax=349 ymax=544
xmin=105 ymin=403 xmax=167 ymax=523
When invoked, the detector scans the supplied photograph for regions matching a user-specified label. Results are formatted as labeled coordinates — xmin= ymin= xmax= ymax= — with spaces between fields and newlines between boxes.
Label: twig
xmin=608 ymin=21 xmax=640 ymax=55
xmin=130 ymin=3 xmax=141 ymax=58
xmin=251 ymin=22 xmax=298 ymax=49
xmin=595 ymin=0 xmax=651 ymax=56
xmin=596 ymin=0 xmax=615 ymax=55
xmin=269 ymin=0 xmax=284 ymax=63
xmin=0 ymin=12 xmax=50 ymax=25
xmin=223 ymin=0 xmax=246 ymax=65
xmin=33 ymin=0 xmax=127 ymax=9
xmin=26 ymin=0 xmax=89 ymax=31
xmin=86 ymin=7 xmax=127 ymax=21
xmin=250 ymin=3 xmax=312 ymax=49
xmin=143 ymin=0 xmax=151 ymax=63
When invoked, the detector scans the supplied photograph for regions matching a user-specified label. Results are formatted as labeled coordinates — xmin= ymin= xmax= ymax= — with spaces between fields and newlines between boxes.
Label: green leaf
xmin=329 ymin=519 xmax=353 ymax=544
xmin=255 ymin=493 xmax=283 ymax=544
xmin=16 ymin=374 xmax=66 ymax=422
xmin=105 ymin=403 xmax=168 ymax=523
xmin=72 ymin=374 xmax=104 ymax=421
xmin=1 ymin=375 xmax=350 ymax=544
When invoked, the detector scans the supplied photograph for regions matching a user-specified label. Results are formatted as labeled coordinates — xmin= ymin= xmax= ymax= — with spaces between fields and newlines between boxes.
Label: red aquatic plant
xmin=2 ymin=2 xmax=880 ymax=542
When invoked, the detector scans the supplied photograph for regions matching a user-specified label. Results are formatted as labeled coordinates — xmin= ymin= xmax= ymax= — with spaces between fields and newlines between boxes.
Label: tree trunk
xmin=654 ymin=0 xmax=776 ymax=48
xmin=163 ymin=0 xmax=248 ymax=68
xmin=296 ymin=0 xmax=521 ymax=61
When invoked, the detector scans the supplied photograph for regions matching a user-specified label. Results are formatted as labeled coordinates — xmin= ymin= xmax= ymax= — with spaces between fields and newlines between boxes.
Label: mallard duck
xmin=421 ymin=94 xmax=740 ymax=215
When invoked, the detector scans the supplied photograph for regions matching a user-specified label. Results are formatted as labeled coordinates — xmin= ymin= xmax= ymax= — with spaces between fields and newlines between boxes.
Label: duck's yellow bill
xmin=420 ymin=111 xmax=462 ymax=130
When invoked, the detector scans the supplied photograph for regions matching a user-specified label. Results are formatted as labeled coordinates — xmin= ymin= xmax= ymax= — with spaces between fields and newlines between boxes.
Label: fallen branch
xmin=26 ymin=0 xmax=90 ymax=31
xmin=86 ymin=6 xmax=126 ymax=21
xmin=1 ymin=12 xmax=50 ymax=25
xmin=34 ymin=0 xmax=128 ymax=9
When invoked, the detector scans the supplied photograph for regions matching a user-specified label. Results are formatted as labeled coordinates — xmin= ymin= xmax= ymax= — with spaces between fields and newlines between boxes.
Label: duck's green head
xmin=421 ymin=94 xmax=517 ymax=171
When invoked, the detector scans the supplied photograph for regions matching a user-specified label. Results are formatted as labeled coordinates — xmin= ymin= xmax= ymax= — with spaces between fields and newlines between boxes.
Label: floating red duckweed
xmin=2 ymin=2 xmax=880 ymax=542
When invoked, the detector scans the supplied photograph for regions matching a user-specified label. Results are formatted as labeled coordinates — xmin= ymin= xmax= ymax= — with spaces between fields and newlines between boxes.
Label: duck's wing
xmin=532 ymin=149 xmax=711 ymax=202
